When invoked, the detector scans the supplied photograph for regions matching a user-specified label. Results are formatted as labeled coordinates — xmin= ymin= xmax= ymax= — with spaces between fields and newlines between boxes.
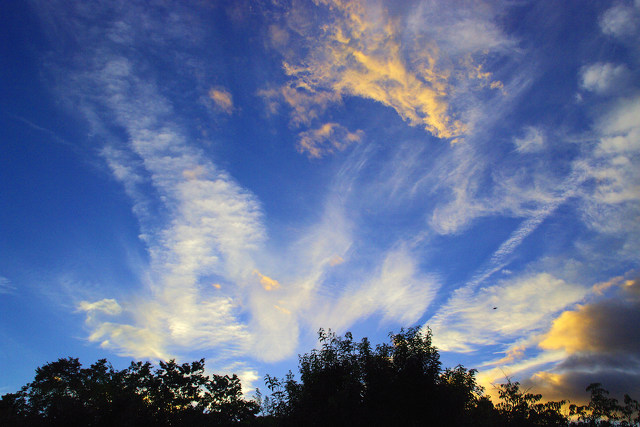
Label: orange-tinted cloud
xmin=539 ymin=278 xmax=640 ymax=354
xmin=208 ymin=87 xmax=234 ymax=114
xmin=286 ymin=0 xmax=465 ymax=140
xmin=253 ymin=270 xmax=281 ymax=291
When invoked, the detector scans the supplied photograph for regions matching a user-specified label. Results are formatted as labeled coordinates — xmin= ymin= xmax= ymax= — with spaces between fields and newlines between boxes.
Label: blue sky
xmin=2 ymin=0 xmax=639 ymax=403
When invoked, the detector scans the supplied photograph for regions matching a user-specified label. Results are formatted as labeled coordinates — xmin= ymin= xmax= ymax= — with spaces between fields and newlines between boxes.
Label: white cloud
xmin=579 ymin=95 xmax=640 ymax=244
xmin=513 ymin=126 xmax=545 ymax=153
xmin=408 ymin=2 xmax=515 ymax=56
xmin=316 ymin=245 xmax=439 ymax=331
xmin=428 ymin=272 xmax=586 ymax=352
xmin=54 ymin=14 xmax=266 ymax=365
xmin=600 ymin=3 xmax=639 ymax=38
xmin=580 ymin=62 xmax=631 ymax=95
xmin=79 ymin=298 xmax=122 ymax=316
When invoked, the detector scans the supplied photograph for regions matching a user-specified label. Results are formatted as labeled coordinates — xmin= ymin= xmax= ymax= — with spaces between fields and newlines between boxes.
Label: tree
xmin=621 ymin=394 xmax=640 ymax=427
xmin=262 ymin=327 xmax=487 ymax=426
xmin=495 ymin=379 xmax=567 ymax=426
xmin=0 ymin=357 xmax=258 ymax=426
xmin=568 ymin=382 xmax=638 ymax=426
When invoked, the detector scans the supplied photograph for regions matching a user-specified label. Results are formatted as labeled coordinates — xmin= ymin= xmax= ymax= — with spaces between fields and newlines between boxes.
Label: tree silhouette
xmin=0 ymin=357 xmax=258 ymax=426
xmin=569 ymin=382 xmax=640 ymax=426
xmin=262 ymin=327 xmax=487 ymax=426
xmin=495 ymin=379 xmax=567 ymax=426
xmin=3 ymin=327 xmax=640 ymax=426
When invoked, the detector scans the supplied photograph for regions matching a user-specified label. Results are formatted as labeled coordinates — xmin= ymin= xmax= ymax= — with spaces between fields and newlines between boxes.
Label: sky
xmin=1 ymin=0 xmax=639 ymax=404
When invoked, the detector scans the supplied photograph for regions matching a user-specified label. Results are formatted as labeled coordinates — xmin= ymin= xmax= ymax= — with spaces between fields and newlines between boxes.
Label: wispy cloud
xmin=513 ymin=126 xmax=545 ymax=153
xmin=0 ymin=276 xmax=16 ymax=295
xmin=428 ymin=272 xmax=585 ymax=353
xmin=41 ymin=7 xmax=265 ymax=365
xmin=578 ymin=94 xmax=640 ymax=255
xmin=297 ymin=122 xmax=363 ymax=158
xmin=315 ymin=245 xmax=440 ymax=331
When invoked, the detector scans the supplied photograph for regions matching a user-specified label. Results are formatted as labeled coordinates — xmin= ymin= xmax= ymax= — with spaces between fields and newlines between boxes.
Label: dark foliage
xmin=495 ymin=379 xmax=567 ymax=426
xmin=569 ymin=382 xmax=640 ymax=426
xmin=0 ymin=357 xmax=258 ymax=426
xmin=262 ymin=327 xmax=489 ymax=426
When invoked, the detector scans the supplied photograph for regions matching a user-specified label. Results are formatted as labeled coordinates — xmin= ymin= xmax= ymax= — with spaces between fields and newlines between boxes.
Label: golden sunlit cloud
xmin=539 ymin=309 xmax=592 ymax=353
xmin=540 ymin=277 xmax=640 ymax=354
xmin=208 ymin=87 xmax=234 ymax=114
xmin=253 ymin=270 xmax=281 ymax=291
xmin=274 ymin=0 xmax=472 ymax=141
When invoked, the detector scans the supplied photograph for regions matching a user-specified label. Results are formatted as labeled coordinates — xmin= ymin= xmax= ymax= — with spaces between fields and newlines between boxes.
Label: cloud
xmin=79 ymin=298 xmax=123 ymax=317
xmin=329 ymin=255 xmax=344 ymax=266
xmin=598 ymin=95 xmax=640 ymax=155
xmin=514 ymin=126 xmax=545 ymax=153
xmin=88 ymin=322 xmax=169 ymax=360
xmin=579 ymin=95 xmax=640 ymax=246
xmin=0 ymin=276 xmax=15 ymax=294
xmin=526 ymin=364 xmax=640 ymax=404
xmin=267 ymin=24 xmax=289 ymax=49
xmin=263 ymin=0 xmax=511 ymax=143
xmin=258 ymin=85 xmax=342 ymax=127
xmin=522 ymin=277 xmax=640 ymax=402
xmin=600 ymin=2 xmax=640 ymax=38
xmin=539 ymin=278 xmax=640 ymax=354
xmin=297 ymin=122 xmax=363 ymax=158
xmin=253 ymin=270 xmax=281 ymax=291
xmin=47 ymin=8 xmax=267 ymax=365
xmin=316 ymin=245 xmax=439 ymax=330
xmin=580 ymin=62 xmax=631 ymax=95
xmin=208 ymin=87 xmax=234 ymax=114
xmin=287 ymin=0 xmax=463 ymax=139
xmin=428 ymin=272 xmax=586 ymax=352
